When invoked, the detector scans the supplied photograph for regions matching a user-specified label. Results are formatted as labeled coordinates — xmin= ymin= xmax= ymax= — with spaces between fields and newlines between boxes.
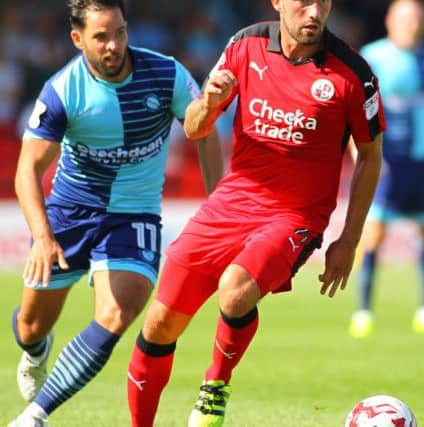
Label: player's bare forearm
xmin=15 ymin=137 xmax=68 ymax=286
xmin=184 ymin=97 xmax=223 ymax=139
xmin=319 ymin=133 xmax=383 ymax=297
xmin=15 ymin=138 xmax=59 ymax=240
xmin=339 ymin=134 xmax=383 ymax=247
xmin=184 ymin=69 xmax=237 ymax=139
xmin=196 ymin=127 xmax=225 ymax=194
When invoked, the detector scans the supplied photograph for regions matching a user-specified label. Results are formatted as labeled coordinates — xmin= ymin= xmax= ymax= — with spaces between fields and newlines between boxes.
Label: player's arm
xmin=15 ymin=137 xmax=68 ymax=288
xmin=195 ymin=127 xmax=225 ymax=194
xmin=184 ymin=70 xmax=237 ymax=139
xmin=319 ymin=133 xmax=383 ymax=297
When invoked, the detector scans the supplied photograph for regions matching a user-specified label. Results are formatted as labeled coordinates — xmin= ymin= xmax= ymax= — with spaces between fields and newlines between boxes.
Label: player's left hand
xmin=319 ymin=238 xmax=356 ymax=297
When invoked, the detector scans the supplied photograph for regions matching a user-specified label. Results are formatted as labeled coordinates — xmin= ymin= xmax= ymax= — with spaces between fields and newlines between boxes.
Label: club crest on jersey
xmin=311 ymin=79 xmax=335 ymax=102
xmin=144 ymin=95 xmax=161 ymax=112
xmin=28 ymin=99 xmax=47 ymax=129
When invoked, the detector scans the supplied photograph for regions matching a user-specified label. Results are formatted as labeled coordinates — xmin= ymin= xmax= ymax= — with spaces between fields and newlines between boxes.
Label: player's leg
xmin=189 ymin=221 xmax=321 ymax=427
xmin=31 ymin=270 xmax=152 ymax=419
xmin=11 ymin=203 xmax=92 ymax=409
xmin=26 ymin=213 xmax=161 ymax=419
xmin=188 ymin=264 xmax=260 ymax=427
xmin=128 ymin=258 xmax=217 ymax=427
xmin=349 ymin=165 xmax=391 ymax=339
xmin=349 ymin=219 xmax=386 ymax=338
xmin=412 ymin=224 xmax=424 ymax=332
xmin=359 ymin=220 xmax=386 ymax=310
xmin=9 ymin=275 xmax=85 ymax=427
xmin=13 ymin=287 xmax=70 ymax=402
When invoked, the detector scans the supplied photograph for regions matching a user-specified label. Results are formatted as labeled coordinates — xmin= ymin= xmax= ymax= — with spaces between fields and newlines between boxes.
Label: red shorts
xmin=157 ymin=214 xmax=322 ymax=315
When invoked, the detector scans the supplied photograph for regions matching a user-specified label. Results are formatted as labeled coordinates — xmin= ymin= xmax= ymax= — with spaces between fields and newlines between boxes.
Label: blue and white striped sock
xmin=34 ymin=320 xmax=120 ymax=414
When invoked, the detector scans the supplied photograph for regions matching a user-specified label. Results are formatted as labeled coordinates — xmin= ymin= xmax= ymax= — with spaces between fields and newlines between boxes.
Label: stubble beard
xmin=89 ymin=49 xmax=128 ymax=79
xmin=284 ymin=18 xmax=324 ymax=46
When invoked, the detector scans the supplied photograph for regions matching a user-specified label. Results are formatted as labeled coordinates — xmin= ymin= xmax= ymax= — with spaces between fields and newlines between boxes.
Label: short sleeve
xmin=171 ymin=61 xmax=201 ymax=121
xmin=347 ymin=69 xmax=386 ymax=143
xmin=24 ymin=80 xmax=67 ymax=142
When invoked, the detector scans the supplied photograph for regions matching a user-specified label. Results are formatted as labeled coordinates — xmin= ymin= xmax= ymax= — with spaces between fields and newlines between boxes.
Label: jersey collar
xmin=267 ymin=23 xmax=328 ymax=67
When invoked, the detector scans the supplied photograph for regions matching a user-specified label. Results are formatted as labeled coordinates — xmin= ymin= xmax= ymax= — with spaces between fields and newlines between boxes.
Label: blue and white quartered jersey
xmin=361 ymin=39 xmax=424 ymax=163
xmin=25 ymin=46 xmax=200 ymax=215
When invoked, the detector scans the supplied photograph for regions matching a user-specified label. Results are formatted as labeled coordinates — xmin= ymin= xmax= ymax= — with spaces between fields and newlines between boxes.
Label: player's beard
xmin=283 ymin=18 xmax=324 ymax=46
xmin=88 ymin=49 xmax=128 ymax=79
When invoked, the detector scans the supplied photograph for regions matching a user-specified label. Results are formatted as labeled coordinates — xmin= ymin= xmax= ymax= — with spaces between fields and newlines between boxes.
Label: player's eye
xmin=94 ymin=33 xmax=107 ymax=41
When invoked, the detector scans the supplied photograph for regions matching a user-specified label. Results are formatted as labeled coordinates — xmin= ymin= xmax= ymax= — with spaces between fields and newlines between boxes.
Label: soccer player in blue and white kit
xmin=8 ymin=1 xmax=223 ymax=426
xmin=349 ymin=0 xmax=424 ymax=338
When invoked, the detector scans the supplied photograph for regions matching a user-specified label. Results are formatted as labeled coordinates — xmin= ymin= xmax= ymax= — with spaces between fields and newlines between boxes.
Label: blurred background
xmin=1 ymin=6 xmax=423 ymax=425
xmin=0 ymin=0 xmax=417 ymax=268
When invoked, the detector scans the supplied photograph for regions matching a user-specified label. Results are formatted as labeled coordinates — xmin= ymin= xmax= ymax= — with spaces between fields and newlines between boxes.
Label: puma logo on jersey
xmin=249 ymin=61 xmax=268 ymax=80
xmin=364 ymin=77 xmax=375 ymax=89
xmin=127 ymin=371 xmax=147 ymax=392
xmin=288 ymin=237 xmax=301 ymax=252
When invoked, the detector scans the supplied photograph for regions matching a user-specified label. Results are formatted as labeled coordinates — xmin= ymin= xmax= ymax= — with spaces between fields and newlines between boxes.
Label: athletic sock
xmin=417 ymin=246 xmax=424 ymax=307
xmin=127 ymin=333 xmax=176 ymax=427
xmin=34 ymin=320 xmax=120 ymax=414
xmin=12 ymin=307 xmax=48 ymax=357
xmin=359 ymin=251 xmax=377 ymax=311
xmin=205 ymin=307 xmax=259 ymax=384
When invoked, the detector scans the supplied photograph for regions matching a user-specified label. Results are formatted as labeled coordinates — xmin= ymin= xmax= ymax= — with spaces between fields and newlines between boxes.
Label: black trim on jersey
xmin=341 ymin=126 xmax=351 ymax=153
xmin=325 ymin=32 xmax=382 ymax=140
xmin=231 ymin=21 xmax=277 ymax=45
xmin=231 ymin=21 xmax=328 ymax=68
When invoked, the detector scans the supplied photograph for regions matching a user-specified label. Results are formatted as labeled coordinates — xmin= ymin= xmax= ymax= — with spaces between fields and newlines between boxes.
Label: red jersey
xmin=198 ymin=22 xmax=386 ymax=231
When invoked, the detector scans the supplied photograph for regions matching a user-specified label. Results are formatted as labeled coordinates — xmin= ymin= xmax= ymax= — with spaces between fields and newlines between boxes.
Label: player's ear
xmin=270 ymin=0 xmax=281 ymax=12
xmin=70 ymin=29 xmax=84 ymax=50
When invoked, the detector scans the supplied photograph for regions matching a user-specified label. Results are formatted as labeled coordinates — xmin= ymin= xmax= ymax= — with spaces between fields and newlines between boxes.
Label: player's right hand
xmin=203 ymin=69 xmax=237 ymax=110
xmin=23 ymin=236 xmax=69 ymax=288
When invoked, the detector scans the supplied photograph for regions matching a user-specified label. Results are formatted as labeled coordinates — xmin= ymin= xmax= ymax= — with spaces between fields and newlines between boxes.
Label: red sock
xmin=205 ymin=309 xmax=259 ymax=384
xmin=127 ymin=342 xmax=175 ymax=427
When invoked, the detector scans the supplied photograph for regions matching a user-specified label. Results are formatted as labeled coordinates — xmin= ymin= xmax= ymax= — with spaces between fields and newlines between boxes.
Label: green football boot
xmin=412 ymin=307 xmax=424 ymax=333
xmin=349 ymin=310 xmax=374 ymax=338
xmin=188 ymin=380 xmax=232 ymax=427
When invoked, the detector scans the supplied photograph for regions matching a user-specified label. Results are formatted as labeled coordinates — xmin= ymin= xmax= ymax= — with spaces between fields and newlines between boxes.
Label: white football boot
xmin=8 ymin=412 xmax=48 ymax=427
xmin=8 ymin=403 xmax=49 ymax=427
xmin=17 ymin=332 xmax=54 ymax=401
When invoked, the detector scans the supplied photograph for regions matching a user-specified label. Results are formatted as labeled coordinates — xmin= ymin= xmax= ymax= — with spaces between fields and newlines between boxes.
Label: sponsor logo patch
xmin=364 ymin=92 xmax=379 ymax=120
xmin=28 ymin=99 xmax=47 ymax=129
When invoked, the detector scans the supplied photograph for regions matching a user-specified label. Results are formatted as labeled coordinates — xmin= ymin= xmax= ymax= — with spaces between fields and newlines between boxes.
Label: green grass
xmin=1 ymin=265 xmax=423 ymax=426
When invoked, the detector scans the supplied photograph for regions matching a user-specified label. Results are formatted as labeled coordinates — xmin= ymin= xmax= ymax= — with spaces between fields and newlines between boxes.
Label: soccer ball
xmin=345 ymin=395 xmax=417 ymax=427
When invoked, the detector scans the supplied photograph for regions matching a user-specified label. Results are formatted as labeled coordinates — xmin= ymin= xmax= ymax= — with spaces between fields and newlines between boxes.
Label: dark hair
xmin=67 ymin=0 xmax=126 ymax=29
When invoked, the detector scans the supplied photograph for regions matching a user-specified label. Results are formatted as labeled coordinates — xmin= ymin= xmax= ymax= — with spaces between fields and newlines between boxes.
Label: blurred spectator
xmin=0 ymin=46 xmax=24 ymax=140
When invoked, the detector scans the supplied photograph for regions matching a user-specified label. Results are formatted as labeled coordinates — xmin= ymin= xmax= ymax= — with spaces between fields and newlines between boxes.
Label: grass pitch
xmin=1 ymin=265 xmax=423 ymax=426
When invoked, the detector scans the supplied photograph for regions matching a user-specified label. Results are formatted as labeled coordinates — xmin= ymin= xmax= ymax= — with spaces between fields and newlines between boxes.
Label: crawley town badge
xmin=310 ymin=79 xmax=335 ymax=102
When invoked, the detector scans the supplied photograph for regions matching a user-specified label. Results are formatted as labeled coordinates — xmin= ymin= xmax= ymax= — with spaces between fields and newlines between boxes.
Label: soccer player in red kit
xmin=127 ymin=1 xmax=385 ymax=426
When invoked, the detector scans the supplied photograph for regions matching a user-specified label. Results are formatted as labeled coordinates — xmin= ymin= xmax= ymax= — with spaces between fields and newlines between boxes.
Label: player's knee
xmin=17 ymin=317 xmax=50 ymax=344
xmin=219 ymin=289 xmax=253 ymax=318
xmin=218 ymin=269 xmax=260 ymax=318
xmin=142 ymin=303 xmax=186 ymax=343
xmin=218 ymin=284 xmax=255 ymax=318
xmin=96 ymin=303 xmax=143 ymax=334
